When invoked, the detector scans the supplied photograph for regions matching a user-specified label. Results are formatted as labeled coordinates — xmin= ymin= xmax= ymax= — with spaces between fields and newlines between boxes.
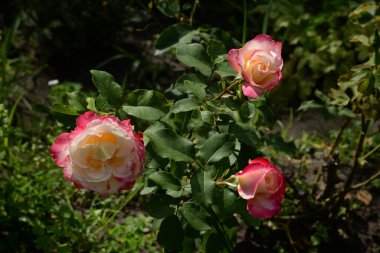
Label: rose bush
xmin=228 ymin=34 xmax=283 ymax=98
xmin=51 ymin=111 xmax=145 ymax=194
xmin=49 ymin=31 xmax=289 ymax=251
xmin=236 ymin=158 xmax=286 ymax=219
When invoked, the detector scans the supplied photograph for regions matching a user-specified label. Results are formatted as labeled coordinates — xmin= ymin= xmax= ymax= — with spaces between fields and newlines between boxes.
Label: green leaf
xmin=358 ymin=72 xmax=375 ymax=95
xmin=86 ymin=97 xmax=97 ymax=112
xmin=179 ymin=202 xmax=212 ymax=231
xmin=197 ymin=134 xmax=236 ymax=164
xmin=176 ymin=80 xmax=207 ymax=100
xmin=122 ymin=106 xmax=165 ymax=121
xmin=157 ymin=215 xmax=184 ymax=251
xmin=267 ymin=134 xmax=296 ymax=155
xmin=172 ymin=98 xmax=201 ymax=113
xmin=212 ymin=188 xmax=237 ymax=218
xmin=154 ymin=0 xmax=180 ymax=18
xmin=229 ymin=122 xmax=260 ymax=146
xmin=90 ymin=70 xmax=123 ymax=107
xmin=145 ymin=129 xmax=194 ymax=162
xmin=148 ymin=171 xmax=181 ymax=191
xmin=239 ymin=102 xmax=256 ymax=120
xmin=155 ymin=24 xmax=197 ymax=55
xmin=375 ymin=29 xmax=380 ymax=67
xmin=215 ymin=62 xmax=236 ymax=78
xmin=209 ymin=27 xmax=241 ymax=49
xmin=67 ymin=91 xmax=87 ymax=113
xmin=126 ymin=89 xmax=170 ymax=113
xmin=144 ymin=193 xmax=176 ymax=218
xmin=96 ymin=94 xmax=114 ymax=111
xmin=350 ymin=34 xmax=370 ymax=46
xmin=207 ymin=40 xmax=226 ymax=64
xmin=190 ymin=170 xmax=214 ymax=207
xmin=328 ymin=89 xmax=350 ymax=106
xmin=188 ymin=109 xmax=214 ymax=133
xmin=298 ymin=100 xmax=323 ymax=112
xmin=51 ymin=104 xmax=79 ymax=127
xmin=176 ymin=73 xmax=207 ymax=84
xmin=124 ymin=89 xmax=170 ymax=120
xmin=201 ymin=231 xmax=230 ymax=253
xmin=176 ymin=43 xmax=213 ymax=76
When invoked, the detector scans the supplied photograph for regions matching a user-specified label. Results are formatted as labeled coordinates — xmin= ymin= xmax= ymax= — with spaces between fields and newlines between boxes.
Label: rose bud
xmin=51 ymin=111 xmax=145 ymax=194
xmin=236 ymin=158 xmax=285 ymax=219
xmin=228 ymin=34 xmax=283 ymax=98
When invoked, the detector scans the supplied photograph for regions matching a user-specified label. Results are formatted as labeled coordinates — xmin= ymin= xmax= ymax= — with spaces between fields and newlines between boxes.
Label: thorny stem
xmin=189 ymin=0 xmax=199 ymax=26
xmin=242 ymin=0 xmax=247 ymax=44
xmin=311 ymin=169 xmax=322 ymax=196
xmin=286 ymin=221 xmax=299 ymax=253
xmin=344 ymin=111 xmax=369 ymax=190
xmin=210 ymin=79 xmax=241 ymax=102
xmin=324 ymin=169 xmax=380 ymax=206
xmin=361 ymin=143 xmax=380 ymax=161
xmin=262 ymin=0 xmax=273 ymax=34
xmin=351 ymin=169 xmax=380 ymax=190
xmin=329 ymin=119 xmax=351 ymax=158
xmin=320 ymin=119 xmax=350 ymax=198
xmin=326 ymin=111 xmax=369 ymax=215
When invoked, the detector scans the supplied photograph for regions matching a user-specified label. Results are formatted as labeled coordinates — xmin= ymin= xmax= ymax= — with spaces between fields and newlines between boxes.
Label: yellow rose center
xmin=82 ymin=132 xmax=120 ymax=169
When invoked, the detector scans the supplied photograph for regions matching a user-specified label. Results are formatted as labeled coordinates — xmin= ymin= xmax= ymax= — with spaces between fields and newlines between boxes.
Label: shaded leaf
xmin=172 ymin=98 xmax=201 ymax=113
xmin=155 ymin=24 xmax=197 ymax=54
xmin=149 ymin=171 xmax=181 ymax=191
xmin=197 ymin=134 xmax=236 ymax=164
xmin=215 ymin=62 xmax=236 ymax=78
xmin=67 ymin=91 xmax=87 ymax=113
xmin=176 ymin=80 xmax=207 ymax=100
xmin=176 ymin=43 xmax=213 ymax=76
xmin=144 ymin=193 xmax=176 ymax=218
xmin=145 ymin=128 xmax=194 ymax=162
xmin=122 ymin=106 xmax=165 ymax=121
xmin=190 ymin=170 xmax=214 ymax=207
xmin=179 ymin=202 xmax=212 ymax=231
xmin=51 ymin=104 xmax=78 ymax=127
xmin=154 ymin=0 xmax=180 ymax=19
xmin=90 ymin=70 xmax=123 ymax=107
xmin=157 ymin=215 xmax=184 ymax=250
xmin=229 ymin=122 xmax=260 ymax=146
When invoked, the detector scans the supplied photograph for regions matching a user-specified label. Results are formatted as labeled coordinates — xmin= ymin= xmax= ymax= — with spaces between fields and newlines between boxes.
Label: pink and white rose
xmin=228 ymin=34 xmax=283 ymax=98
xmin=236 ymin=158 xmax=286 ymax=219
xmin=51 ymin=111 xmax=145 ymax=194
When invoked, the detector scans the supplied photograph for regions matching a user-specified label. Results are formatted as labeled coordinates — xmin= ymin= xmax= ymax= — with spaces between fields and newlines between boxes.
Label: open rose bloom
xmin=228 ymin=34 xmax=283 ymax=98
xmin=51 ymin=111 xmax=145 ymax=194
xmin=236 ymin=158 xmax=286 ymax=219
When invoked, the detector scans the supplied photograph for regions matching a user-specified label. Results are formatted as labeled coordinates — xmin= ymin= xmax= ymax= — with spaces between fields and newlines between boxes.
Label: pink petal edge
xmin=228 ymin=49 xmax=242 ymax=72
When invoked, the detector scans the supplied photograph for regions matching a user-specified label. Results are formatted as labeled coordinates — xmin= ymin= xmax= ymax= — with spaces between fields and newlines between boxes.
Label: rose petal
xmin=249 ymin=158 xmax=271 ymax=166
xmin=236 ymin=164 xmax=269 ymax=199
xmin=76 ymin=111 xmax=99 ymax=129
xmin=247 ymin=193 xmax=283 ymax=219
xmin=242 ymin=83 xmax=262 ymax=98
xmin=51 ymin=132 xmax=71 ymax=167
xmin=228 ymin=49 xmax=242 ymax=72
xmin=244 ymin=34 xmax=279 ymax=55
